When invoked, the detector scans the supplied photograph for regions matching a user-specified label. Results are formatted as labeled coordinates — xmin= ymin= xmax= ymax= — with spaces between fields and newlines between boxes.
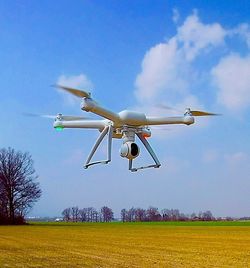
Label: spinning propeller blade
xmin=189 ymin=110 xmax=220 ymax=116
xmin=58 ymin=115 xmax=90 ymax=121
xmin=23 ymin=113 xmax=89 ymax=121
xmin=157 ymin=104 xmax=221 ymax=116
xmin=54 ymin=84 xmax=91 ymax=98
xmin=156 ymin=104 xmax=181 ymax=113
xmin=23 ymin=113 xmax=55 ymax=119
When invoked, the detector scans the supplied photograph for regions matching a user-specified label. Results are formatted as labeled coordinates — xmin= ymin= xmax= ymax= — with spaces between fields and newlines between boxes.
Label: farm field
xmin=0 ymin=221 xmax=250 ymax=267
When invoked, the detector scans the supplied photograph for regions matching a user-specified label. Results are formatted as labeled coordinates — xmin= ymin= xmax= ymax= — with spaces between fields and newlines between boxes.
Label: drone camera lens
xmin=131 ymin=143 xmax=139 ymax=156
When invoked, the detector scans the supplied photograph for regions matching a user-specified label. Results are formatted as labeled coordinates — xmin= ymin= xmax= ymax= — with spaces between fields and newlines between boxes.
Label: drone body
xmin=50 ymin=85 xmax=219 ymax=172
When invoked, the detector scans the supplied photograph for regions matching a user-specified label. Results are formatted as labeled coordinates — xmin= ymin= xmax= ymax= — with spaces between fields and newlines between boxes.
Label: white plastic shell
xmin=120 ymin=142 xmax=140 ymax=159
xmin=118 ymin=110 xmax=147 ymax=125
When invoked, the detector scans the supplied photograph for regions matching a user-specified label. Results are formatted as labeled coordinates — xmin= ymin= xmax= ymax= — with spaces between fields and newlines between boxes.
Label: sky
xmin=1 ymin=0 xmax=250 ymax=218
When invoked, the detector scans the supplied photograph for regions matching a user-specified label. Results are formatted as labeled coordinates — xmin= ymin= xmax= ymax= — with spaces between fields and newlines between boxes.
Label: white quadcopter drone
xmin=44 ymin=85 xmax=219 ymax=172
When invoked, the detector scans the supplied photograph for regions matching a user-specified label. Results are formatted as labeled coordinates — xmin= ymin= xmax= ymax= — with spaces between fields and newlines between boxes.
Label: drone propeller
xmin=188 ymin=110 xmax=220 ymax=116
xmin=184 ymin=108 xmax=221 ymax=116
xmin=23 ymin=113 xmax=89 ymax=121
xmin=156 ymin=104 xmax=181 ymax=113
xmin=157 ymin=104 xmax=220 ymax=116
xmin=54 ymin=84 xmax=91 ymax=98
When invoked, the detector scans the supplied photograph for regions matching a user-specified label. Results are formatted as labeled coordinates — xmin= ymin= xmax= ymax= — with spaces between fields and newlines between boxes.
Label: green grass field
xmin=1 ymin=221 xmax=250 ymax=267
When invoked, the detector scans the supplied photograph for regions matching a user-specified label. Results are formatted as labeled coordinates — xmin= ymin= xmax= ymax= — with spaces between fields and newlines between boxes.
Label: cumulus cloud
xmin=134 ymin=11 xmax=228 ymax=120
xmin=135 ymin=38 xmax=189 ymax=102
xmin=177 ymin=11 xmax=226 ymax=61
xmin=57 ymin=73 xmax=93 ymax=90
xmin=211 ymin=54 xmax=250 ymax=110
xmin=134 ymin=10 xmax=250 ymax=114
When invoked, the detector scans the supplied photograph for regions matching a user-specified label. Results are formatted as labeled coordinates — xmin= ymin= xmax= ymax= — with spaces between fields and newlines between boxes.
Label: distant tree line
xmin=121 ymin=207 xmax=214 ymax=222
xmin=61 ymin=205 xmax=216 ymax=223
xmin=62 ymin=206 xmax=114 ymax=222
xmin=0 ymin=148 xmax=41 ymax=225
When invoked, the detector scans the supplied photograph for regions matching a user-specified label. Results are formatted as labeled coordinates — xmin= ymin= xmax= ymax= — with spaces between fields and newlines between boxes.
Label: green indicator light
xmin=55 ymin=126 xmax=64 ymax=131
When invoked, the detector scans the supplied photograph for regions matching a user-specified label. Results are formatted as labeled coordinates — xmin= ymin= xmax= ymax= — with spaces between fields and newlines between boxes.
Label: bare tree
xmin=121 ymin=209 xmax=127 ymax=222
xmin=100 ymin=206 xmax=113 ymax=222
xmin=190 ymin=213 xmax=197 ymax=220
xmin=62 ymin=207 xmax=101 ymax=223
xmin=146 ymin=207 xmax=161 ymax=221
xmin=162 ymin=209 xmax=181 ymax=221
xmin=79 ymin=208 xmax=87 ymax=222
xmin=86 ymin=207 xmax=95 ymax=222
xmin=127 ymin=207 xmax=136 ymax=222
xmin=71 ymin=207 xmax=80 ymax=222
xmin=0 ymin=182 xmax=8 ymax=223
xmin=198 ymin=211 xmax=204 ymax=220
xmin=161 ymin=209 xmax=168 ymax=221
xmin=92 ymin=209 xmax=99 ymax=222
xmin=0 ymin=147 xmax=42 ymax=224
xmin=171 ymin=209 xmax=180 ymax=221
xmin=62 ymin=207 xmax=71 ymax=222
xmin=135 ymin=208 xmax=146 ymax=222
xmin=202 ymin=210 xmax=214 ymax=221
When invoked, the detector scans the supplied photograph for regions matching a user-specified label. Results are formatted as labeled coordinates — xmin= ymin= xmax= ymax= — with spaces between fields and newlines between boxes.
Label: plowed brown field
xmin=0 ymin=222 xmax=250 ymax=267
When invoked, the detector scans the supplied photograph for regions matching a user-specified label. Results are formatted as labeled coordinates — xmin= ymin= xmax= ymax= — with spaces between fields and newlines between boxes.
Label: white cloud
xmin=177 ymin=11 xmax=226 ymax=61
xmin=211 ymin=54 xmax=250 ymax=110
xmin=57 ymin=74 xmax=93 ymax=89
xmin=134 ymin=11 xmax=226 ymax=111
xmin=57 ymin=74 xmax=93 ymax=106
xmin=174 ymin=94 xmax=203 ymax=111
xmin=135 ymin=11 xmax=250 ymax=114
xmin=132 ymin=11 xmax=231 ymax=141
xmin=135 ymin=38 xmax=189 ymax=102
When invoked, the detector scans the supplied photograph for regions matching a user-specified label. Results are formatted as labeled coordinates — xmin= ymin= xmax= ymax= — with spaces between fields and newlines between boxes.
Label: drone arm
xmin=82 ymin=98 xmax=120 ymax=123
xmin=56 ymin=85 xmax=120 ymax=123
xmin=146 ymin=116 xmax=194 ymax=126
xmin=53 ymin=120 xmax=107 ymax=130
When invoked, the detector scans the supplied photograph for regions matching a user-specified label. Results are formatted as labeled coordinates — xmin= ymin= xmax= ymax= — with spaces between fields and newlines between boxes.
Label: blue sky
xmin=1 ymin=1 xmax=250 ymax=217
